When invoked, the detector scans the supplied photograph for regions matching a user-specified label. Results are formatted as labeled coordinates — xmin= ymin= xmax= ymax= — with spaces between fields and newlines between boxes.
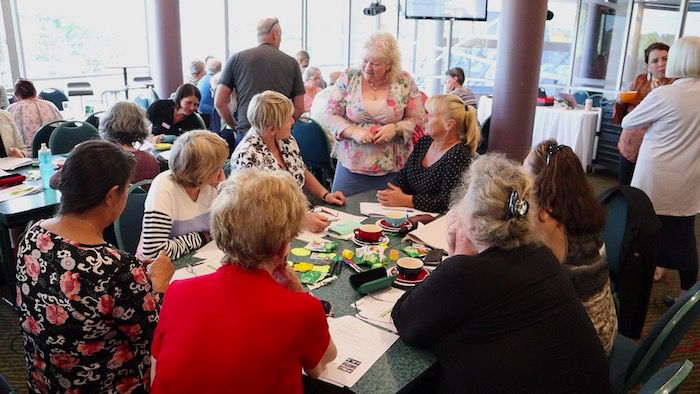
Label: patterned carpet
xmin=0 ymin=170 xmax=697 ymax=393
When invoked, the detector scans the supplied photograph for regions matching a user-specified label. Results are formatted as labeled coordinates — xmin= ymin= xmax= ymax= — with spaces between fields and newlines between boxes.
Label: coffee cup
xmin=384 ymin=211 xmax=409 ymax=227
xmin=396 ymin=257 xmax=424 ymax=278
xmin=354 ymin=224 xmax=383 ymax=242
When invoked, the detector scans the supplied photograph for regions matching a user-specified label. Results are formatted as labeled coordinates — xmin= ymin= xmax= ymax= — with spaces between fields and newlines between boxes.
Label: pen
xmin=384 ymin=208 xmax=414 ymax=213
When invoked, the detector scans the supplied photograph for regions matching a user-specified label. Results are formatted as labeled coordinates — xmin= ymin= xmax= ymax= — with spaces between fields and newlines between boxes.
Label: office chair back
xmin=48 ymin=121 xmax=100 ymax=155
xmin=639 ymin=360 xmax=693 ymax=394
xmin=32 ymin=120 xmax=67 ymax=158
xmin=38 ymin=88 xmax=68 ymax=109
xmin=85 ymin=110 xmax=105 ymax=130
xmin=114 ymin=179 xmax=151 ymax=254
xmin=292 ymin=117 xmax=334 ymax=187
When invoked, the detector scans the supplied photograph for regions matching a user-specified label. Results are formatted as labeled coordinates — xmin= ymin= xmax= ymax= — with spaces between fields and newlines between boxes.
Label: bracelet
xmin=322 ymin=192 xmax=330 ymax=201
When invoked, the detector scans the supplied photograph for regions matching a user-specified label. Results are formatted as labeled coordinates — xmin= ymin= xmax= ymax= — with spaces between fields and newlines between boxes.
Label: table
xmin=175 ymin=190 xmax=436 ymax=394
xmin=477 ymin=96 xmax=600 ymax=170
xmin=0 ymin=167 xmax=61 ymax=307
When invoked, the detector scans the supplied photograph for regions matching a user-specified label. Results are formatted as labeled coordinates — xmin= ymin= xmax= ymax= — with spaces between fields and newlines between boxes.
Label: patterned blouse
xmin=324 ymin=69 xmax=425 ymax=175
xmin=16 ymin=223 xmax=159 ymax=393
xmin=230 ymin=129 xmax=307 ymax=188
xmin=7 ymin=98 xmax=62 ymax=146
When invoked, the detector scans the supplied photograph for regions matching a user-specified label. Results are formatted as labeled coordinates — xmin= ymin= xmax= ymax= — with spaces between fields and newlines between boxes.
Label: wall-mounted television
xmin=405 ymin=0 xmax=488 ymax=21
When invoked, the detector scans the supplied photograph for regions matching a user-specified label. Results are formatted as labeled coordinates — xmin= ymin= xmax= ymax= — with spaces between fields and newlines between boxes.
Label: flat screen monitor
xmin=405 ymin=0 xmax=488 ymax=21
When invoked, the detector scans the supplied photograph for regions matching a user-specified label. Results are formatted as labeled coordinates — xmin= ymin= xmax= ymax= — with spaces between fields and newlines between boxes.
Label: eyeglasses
xmin=265 ymin=18 xmax=279 ymax=34
xmin=545 ymin=144 xmax=565 ymax=166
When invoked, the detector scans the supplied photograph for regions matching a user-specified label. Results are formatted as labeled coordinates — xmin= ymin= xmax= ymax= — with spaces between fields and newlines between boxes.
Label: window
xmin=227 ymin=0 xmax=302 ymax=57
xmin=306 ymin=0 xmax=350 ymax=81
xmin=179 ymin=0 xmax=227 ymax=72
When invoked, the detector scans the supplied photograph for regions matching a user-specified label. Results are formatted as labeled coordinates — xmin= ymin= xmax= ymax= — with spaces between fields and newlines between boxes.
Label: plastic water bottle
xmin=38 ymin=143 xmax=54 ymax=189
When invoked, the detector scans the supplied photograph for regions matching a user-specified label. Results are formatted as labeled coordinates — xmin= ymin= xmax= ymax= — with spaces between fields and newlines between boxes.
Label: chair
xmin=608 ymin=281 xmax=700 ymax=393
xmin=66 ymin=81 xmax=94 ymax=110
xmin=639 ymin=360 xmax=694 ymax=394
xmin=48 ymin=121 xmax=100 ymax=155
xmin=193 ymin=112 xmax=207 ymax=129
xmin=0 ymin=372 xmax=16 ymax=394
xmin=38 ymin=88 xmax=68 ymax=110
xmin=114 ymin=179 xmax=151 ymax=254
xmin=31 ymin=120 xmax=67 ymax=158
xmin=85 ymin=110 xmax=105 ymax=130
xmin=291 ymin=117 xmax=335 ymax=188
xmin=573 ymin=90 xmax=589 ymax=105
xmin=133 ymin=96 xmax=149 ymax=109
xmin=477 ymin=117 xmax=490 ymax=155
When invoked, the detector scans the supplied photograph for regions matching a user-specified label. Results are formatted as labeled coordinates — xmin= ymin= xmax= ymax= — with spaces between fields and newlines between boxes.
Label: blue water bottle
xmin=38 ymin=143 xmax=54 ymax=189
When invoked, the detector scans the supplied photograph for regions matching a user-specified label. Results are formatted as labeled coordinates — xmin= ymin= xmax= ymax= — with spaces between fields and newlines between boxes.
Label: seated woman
xmin=101 ymin=101 xmax=160 ymax=183
xmin=377 ymin=95 xmax=479 ymax=213
xmin=151 ymin=169 xmax=337 ymax=392
xmin=15 ymin=140 xmax=174 ymax=393
xmin=0 ymin=108 xmax=29 ymax=157
xmin=230 ymin=90 xmax=346 ymax=232
xmin=525 ymin=140 xmax=617 ymax=354
xmin=138 ymin=130 xmax=228 ymax=260
xmin=7 ymin=78 xmax=62 ymax=145
xmin=391 ymin=154 xmax=609 ymax=393
xmin=303 ymin=66 xmax=323 ymax=112
xmin=147 ymin=83 xmax=202 ymax=142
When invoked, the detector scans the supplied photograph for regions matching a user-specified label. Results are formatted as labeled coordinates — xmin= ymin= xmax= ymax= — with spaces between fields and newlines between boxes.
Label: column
xmin=147 ymin=0 xmax=183 ymax=99
xmin=489 ymin=0 xmax=548 ymax=161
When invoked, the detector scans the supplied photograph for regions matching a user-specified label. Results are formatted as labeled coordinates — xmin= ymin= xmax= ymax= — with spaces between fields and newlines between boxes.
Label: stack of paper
xmin=352 ymin=286 xmax=405 ymax=333
xmin=0 ymin=157 xmax=33 ymax=171
xmin=296 ymin=207 xmax=365 ymax=242
xmin=359 ymin=202 xmax=438 ymax=218
xmin=406 ymin=215 xmax=449 ymax=251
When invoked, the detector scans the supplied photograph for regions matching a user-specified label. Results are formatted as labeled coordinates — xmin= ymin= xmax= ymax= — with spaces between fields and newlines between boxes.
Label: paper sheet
xmin=0 ymin=183 xmax=43 ymax=202
xmin=359 ymin=202 xmax=438 ymax=218
xmin=406 ymin=215 xmax=449 ymax=251
xmin=170 ymin=259 xmax=222 ymax=283
xmin=193 ymin=240 xmax=225 ymax=261
xmin=296 ymin=207 xmax=366 ymax=242
xmin=353 ymin=287 xmax=405 ymax=333
xmin=319 ymin=315 xmax=399 ymax=388
xmin=0 ymin=157 xmax=33 ymax=170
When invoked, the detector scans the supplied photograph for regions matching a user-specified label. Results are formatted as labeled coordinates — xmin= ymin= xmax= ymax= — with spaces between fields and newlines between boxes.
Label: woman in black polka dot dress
xmin=377 ymin=95 xmax=480 ymax=213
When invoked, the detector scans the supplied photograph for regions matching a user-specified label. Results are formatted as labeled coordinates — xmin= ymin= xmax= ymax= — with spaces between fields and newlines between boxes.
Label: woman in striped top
xmin=138 ymin=130 xmax=229 ymax=260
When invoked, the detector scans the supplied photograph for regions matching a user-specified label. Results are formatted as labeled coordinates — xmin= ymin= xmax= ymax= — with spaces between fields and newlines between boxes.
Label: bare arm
xmin=292 ymin=94 xmax=305 ymax=120
xmin=214 ymin=85 xmax=236 ymax=128
xmin=305 ymin=338 xmax=337 ymax=379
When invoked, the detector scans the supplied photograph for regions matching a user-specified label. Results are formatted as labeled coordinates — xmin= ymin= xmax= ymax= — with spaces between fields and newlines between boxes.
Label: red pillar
xmin=147 ymin=0 xmax=183 ymax=99
xmin=489 ymin=0 xmax=548 ymax=162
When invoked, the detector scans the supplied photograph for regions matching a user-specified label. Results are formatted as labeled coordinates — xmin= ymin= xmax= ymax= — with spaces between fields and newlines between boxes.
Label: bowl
xmin=617 ymin=91 xmax=639 ymax=104
xmin=396 ymin=257 xmax=424 ymax=278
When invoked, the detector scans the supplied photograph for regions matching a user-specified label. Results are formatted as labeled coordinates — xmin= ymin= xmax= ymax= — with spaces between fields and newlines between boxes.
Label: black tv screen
xmin=405 ymin=0 xmax=488 ymax=21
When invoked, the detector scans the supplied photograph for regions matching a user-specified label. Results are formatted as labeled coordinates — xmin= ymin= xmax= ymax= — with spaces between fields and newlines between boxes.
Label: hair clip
xmin=506 ymin=190 xmax=529 ymax=220
xmin=545 ymin=144 xmax=565 ymax=165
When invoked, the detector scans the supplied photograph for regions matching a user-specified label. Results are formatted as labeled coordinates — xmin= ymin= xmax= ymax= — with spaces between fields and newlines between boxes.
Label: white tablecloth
xmin=477 ymin=96 xmax=599 ymax=169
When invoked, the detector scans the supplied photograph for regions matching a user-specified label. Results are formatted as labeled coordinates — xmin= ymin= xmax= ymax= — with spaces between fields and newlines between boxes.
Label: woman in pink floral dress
xmin=15 ymin=140 xmax=174 ymax=393
xmin=324 ymin=32 xmax=425 ymax=196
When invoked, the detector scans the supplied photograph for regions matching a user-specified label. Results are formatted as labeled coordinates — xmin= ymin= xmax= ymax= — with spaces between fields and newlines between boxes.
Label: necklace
xmin=72 ymin=217 xmax=105 ymax=242
xmin=367 ymin=79 xmax=387 ymax=90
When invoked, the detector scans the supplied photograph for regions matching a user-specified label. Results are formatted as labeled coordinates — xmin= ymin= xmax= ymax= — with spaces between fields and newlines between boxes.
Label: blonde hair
xmin=169 ymin=130 xmax=229 ymax=187
xmin=452 ymin=153 xmax=540 ymax=250
xmin=211 ymin=169 xmax=308 ymax=268
xmin=426 ymin=95 xmax=481 ymax=154
xmin=247 ymin=90 xmax=294 ymax=131
xmin=666 ymin=36 xmax=700 ymax=79
xmin=363 ymin=32 xmax=402 ymax=82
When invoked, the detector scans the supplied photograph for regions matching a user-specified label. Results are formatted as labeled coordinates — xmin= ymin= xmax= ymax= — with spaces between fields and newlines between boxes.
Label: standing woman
xmin=614 ymin=42 xmax=675 ymax=186
xmin=377 ymin=95 xmax=479 ymax=213
xmin=620 ymin=36 xmax=700 ymax=305
xmin=324 ymin=32 xmax=425 ymax=196
xmin=16 ymin=140 xmax=174 ymax=393
xmin=7 ymin=78 xmax=62 ymax=145
xmin=147 ymin=83 xmax=202 ymax=143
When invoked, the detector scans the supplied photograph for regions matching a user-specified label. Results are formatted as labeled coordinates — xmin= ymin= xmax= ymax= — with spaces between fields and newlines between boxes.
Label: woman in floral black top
xmin=15 ymin=141 xmax=174 ymax=393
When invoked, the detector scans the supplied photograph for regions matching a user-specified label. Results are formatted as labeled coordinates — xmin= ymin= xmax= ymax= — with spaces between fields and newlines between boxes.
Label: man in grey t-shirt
xmin=215 ymin=17 xmax=305 ymax=138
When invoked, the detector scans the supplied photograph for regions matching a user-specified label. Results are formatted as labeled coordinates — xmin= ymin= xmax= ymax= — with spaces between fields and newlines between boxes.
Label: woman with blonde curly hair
xmin=377 ymin=95 xmax=479 ymax=213
xmin=324 ymin=31 xmax=425 ymax=196
xmin=392 ymin=154 xmax=609 ymax=393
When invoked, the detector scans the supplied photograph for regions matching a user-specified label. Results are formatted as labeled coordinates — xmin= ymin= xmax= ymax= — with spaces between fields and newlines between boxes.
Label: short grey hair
xmin=212 ymin=169 xmax=308 ymax=268
xmin=363 ymin=32 xmax=402 ymax=82
xmin=666 ymin=36 xmax=700 ymax=79
xmin=189 ymin=60 xmax=205 ymax=76
xmin=256 ymin=17 xmax=279 ymax=37
xmin=99 ymin=101 xmax=150 ymax=145
xmin=303 ymin=66 xmax=321 ymax=83
xmin=205 ymin=58 xmax=222 ymax=74
xmin=452 ymin=153 xmax=541 ymax=250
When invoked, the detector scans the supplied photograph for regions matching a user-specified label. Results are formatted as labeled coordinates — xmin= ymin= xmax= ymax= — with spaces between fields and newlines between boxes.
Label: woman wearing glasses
xmin=391 ymin=154 xmax=609 ymax=392
xmin=525 ymin=140 xmax=617 ymax=354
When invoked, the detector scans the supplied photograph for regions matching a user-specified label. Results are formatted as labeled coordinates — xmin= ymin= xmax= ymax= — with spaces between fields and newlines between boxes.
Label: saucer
xmin=389 ymin=266 xmax=430 ymax=286
xmin=352 ymin=234 xmax=390 ymax=246
xmin=376 ymin=219 xmax=412 ymax=233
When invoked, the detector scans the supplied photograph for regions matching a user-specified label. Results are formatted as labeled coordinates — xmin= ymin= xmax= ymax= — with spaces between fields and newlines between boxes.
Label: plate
xmin=352 ymin=235 xmax=390 ymax=247
xmin=388 ymin=266 xmax=430 ymax=286
xmin=154 ymin=143 xmax=172 ymax=151
xmin=375 ymin=219 xmax=412 ymax=233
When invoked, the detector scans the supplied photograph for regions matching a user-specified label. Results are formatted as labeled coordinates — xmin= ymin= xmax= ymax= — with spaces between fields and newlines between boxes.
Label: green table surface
xmin=174 ymin=190 xmax=436 ymax=394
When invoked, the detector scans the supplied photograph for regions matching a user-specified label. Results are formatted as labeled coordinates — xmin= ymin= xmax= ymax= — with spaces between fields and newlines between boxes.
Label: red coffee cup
xmin=354 ymin=224 xmax=383 ymax=242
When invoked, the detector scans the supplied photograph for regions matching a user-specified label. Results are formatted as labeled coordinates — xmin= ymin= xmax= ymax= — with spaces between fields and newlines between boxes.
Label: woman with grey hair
xmin=101 ymin=101 xmax=159 ymax=183
xmin=303 ymin=66 xmax=323 ymax=112
xmin=392 ymin=154 xmax=609 ymax=393
xmin=150 ymin=169 xmax=336 ymax=391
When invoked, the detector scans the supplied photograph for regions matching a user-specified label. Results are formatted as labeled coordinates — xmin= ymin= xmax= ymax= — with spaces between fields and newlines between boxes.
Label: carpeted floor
xmin=0 ymin=170 xmax=697 ymax=393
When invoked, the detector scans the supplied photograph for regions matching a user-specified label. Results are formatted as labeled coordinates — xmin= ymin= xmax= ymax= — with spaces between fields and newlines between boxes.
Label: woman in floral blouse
xmin=324 ymin=32 xmax=425 ymax=196
xmin=231 ymin=90 xmax=345 ymax=233
xmin=16 ymin=140 xmax=174 ymax=393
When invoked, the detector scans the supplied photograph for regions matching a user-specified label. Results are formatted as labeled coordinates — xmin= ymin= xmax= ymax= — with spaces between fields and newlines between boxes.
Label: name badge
xmin=161 ymin=122 xmax=171 ymax=130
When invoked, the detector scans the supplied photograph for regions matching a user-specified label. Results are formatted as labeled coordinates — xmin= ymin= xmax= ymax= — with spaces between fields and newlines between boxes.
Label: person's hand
xmin=372 ymin=123 xmax=398 ymax=144
xmin=149 ymin=134 xmax=165 ymax=144
xmin=446 ymin=209 xmax=478 ymax=257
xmin=145 ymin=250 xmax=175 ymax=293
xmin=376 ymin=183 xmax=412 ymax=207
xmin=323 ymin=191 xmax=346 ymax=205
xmin=272 ymin=264 xmax=304 ymax=292
xmin=351 ymin=127 xmax=374 ymax=145
xmin=304 ymin=212 xmax=331 ymax=233
xmin=7 ymin=147 xmax=24 ymax=158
